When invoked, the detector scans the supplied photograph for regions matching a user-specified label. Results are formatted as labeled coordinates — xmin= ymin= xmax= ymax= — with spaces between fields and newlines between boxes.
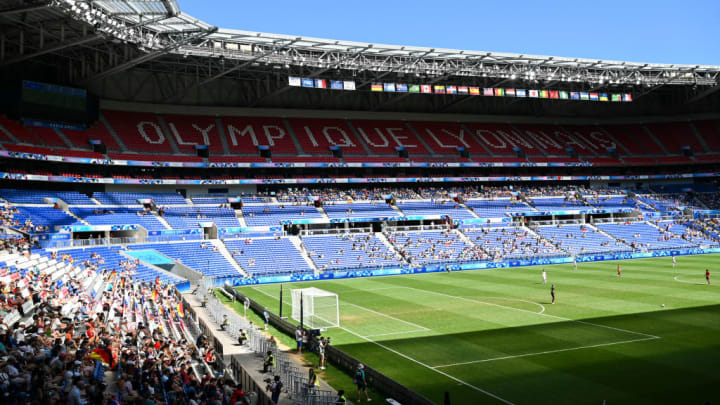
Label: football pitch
xmin=237 ymin=255 xmax=720 ymax=405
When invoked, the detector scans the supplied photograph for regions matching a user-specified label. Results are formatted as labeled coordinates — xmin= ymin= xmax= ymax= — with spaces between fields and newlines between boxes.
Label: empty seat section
xmin=515 ymin=124 xmax=593 ymax=156
xmin=646 ymin=122 xmax=704 ymax=154
xmin=465 ymin=198 xmax=535 ymax=218
xmin=28 ymin=127 xmax=69 ymax=147
xmin=604 ymin=125 xmax=662 ymax=155
xmin=272 ymin=156 xmax=340 ymax=163
xmin=72 ymin=207 xmax=168 ymax=230
xmin=343 ymin=156 xmax=408 ymax=163
xmin=563 ymin=125 xmax=618 ymax=156
xmin=225 ymin=238 xmax=311 ymax=276
xmin=93 ymin=192 xmax=186 ymax=205
xmin=108 ymin=153 xmax=203 ymax=162
xmin=210 ymin=156 xmax=266 ymax=163
xmin=62 ymin=120 xmax=122 ymax=151
xmin=323 ymin=202 xmax=398 ymax=219
xmin=163 ymin=113 xmax=224 ymax=154
xmin=527 ymin=197 xmax=587 ymax=211
xmin=53 ymin=149 xmax=106 ymax=159
xmin=412 ymin=122 xmax=488 ymax=156
xmin=288 ymin=118 xmax=365 ymax=155
xmin=242 ymin=204 xmax=323 ymax=226
xmin=103 ymin=110 xmax=174 ymax=153
xmin=351 ymin=120 xmax=429 ymax=155
xmin=0 ymin=115 xmax=45 ymax=144
xmin=693 ymin=120 xmax=720 ymax=151
xmin=4 ymin=144 xmax=55 ymax=154
xmin=396 ymin=200 xmax=475 ymax=219
xmin=0 ymin=189 xmax=94 ymax=204
xmin=129 ymin=241 xmax=241 ymax=277
xmin=463 ymin=122 xmax=530 ymax=156
xmin=223 ymin=117 xmax=297 ymax=154
xmin=163 ymin=206 xmax=240 ymax=229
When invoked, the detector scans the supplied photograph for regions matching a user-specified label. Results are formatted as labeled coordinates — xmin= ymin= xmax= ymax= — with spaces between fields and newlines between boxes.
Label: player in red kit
xmin=617 ymin=264 xmax=622 ymax=277
xmin=706 ymin=269 xmax=711 ymax=285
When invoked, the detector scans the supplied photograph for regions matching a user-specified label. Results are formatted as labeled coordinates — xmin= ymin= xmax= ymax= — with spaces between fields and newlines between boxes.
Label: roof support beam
xmin=0 ymin=34 xmax=102 ymax=67
xmin=0 ymin=3 xmax=50 ymax=16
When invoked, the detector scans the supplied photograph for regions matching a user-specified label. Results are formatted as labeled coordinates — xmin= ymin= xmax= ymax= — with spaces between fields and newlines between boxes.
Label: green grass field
xmin=237 ymin=255 xmax=720 ymax=405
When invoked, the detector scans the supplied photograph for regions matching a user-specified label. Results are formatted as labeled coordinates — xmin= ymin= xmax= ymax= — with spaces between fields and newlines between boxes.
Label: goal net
xmin=291 ymin=287 xmax=340 ymax=329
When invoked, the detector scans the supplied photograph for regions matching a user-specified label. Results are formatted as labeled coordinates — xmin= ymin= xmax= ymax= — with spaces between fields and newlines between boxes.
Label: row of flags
xmin=288 ymin=76 xmax=632 ymax=102
xmin=289 ymin=76 xmax=356 ymax=91
xmin=370 ymin=84 xmax=632 ymax=102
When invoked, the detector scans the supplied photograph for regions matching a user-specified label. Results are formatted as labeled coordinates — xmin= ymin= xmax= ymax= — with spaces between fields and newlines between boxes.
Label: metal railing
xmin=200 ymin=286 xmax=337 ymax=404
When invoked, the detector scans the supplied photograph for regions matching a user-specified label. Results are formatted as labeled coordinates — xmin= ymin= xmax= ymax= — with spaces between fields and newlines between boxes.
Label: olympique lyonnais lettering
xmin=137 ymin=121 xmax=165 ymax=144
xmin=303 ymin=126 xmax=357 ymax=148
xmin=355 ymin=127 xmax=419 ymax=149
xmin=226 ymin=124 xmax=288 ymax=147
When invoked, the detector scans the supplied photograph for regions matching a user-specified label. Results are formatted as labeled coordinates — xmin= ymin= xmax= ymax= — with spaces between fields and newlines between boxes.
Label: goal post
xmin=291 ymin=287 xmax=340 ymax=329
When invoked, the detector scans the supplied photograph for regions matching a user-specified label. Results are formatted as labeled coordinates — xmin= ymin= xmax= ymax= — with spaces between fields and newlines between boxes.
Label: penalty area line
xmin=431 ymin=336 xmax=659 ymax=369
xmin=340 ymin=325 xmax=516 ymax=405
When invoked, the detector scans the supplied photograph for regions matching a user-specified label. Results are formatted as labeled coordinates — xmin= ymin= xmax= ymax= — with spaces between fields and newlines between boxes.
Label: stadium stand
xmin=596 ymin=222 xmax=697 ymax=250
xmin=102 ymin=110 xmax=175 ymax=153
xmin=463 ymin=226 xmax=562 ymax=259
xmin=71 ymin=208 xmax=168 ymax=230
xmin=242 ymin=204 xmax=323 ymax=226
xmin=351 ymin=120 xmax=430 ymax=155
xmin=304 ymin=233 xmax=403 ymax=270
xmin=93 ymin=192 xmax=186 ymax=205
xmin=385 ymin=229 xmax=480 ymax=266
xmin=162 ymin=113 xmax=224 ymax=154
xmin=163 ymin=206 xmax=241 ymax=229
xmin=222 ymin=116 xmax=297 ymax=154
xmin=224 ymin=237 xmax=312 ymax=276
xmin=464 ymin=198 xmax=535 ymax=217
xmin=323 ymin=201 xmax=398 ymax=219
xmin=0 ymin=189 xmax=95 ymax=204
xmin=536 ymin=224 xmax=631 ymax=255
xmin=395 ymin=200 xmax=476 ymax=218
xmin=288 ymin=118 xmax=366 ymax=155
xmin=128 ymin=241 xmax=241 ymax=277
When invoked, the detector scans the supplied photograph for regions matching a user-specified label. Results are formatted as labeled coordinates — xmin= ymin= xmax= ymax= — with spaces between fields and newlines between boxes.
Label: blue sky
xmin=180 ymin=0 xmax=720 ymax=66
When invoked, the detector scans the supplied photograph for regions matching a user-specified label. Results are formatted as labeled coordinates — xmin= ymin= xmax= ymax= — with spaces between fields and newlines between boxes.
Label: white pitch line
xmin=673 ymin=276 xmax=706 ymax=285
xmin=432 ymin=336 xmax=658 ymax=369
xmin=363 ymin=330 xmax=427 ymax=338
xmin=400 ymin=285 xmax=660 ymax=340
xmin=460 ymin=296 xmax=546 ymax=315
xmin=339 ymin=326 xmax=516 ymax=405
xmin=343 ymin=302 xmax=430 ymax=332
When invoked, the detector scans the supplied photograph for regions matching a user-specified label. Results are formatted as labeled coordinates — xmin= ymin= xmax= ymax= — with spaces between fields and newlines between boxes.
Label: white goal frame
xmin=291 ymin=287 xmax=340 ymax=329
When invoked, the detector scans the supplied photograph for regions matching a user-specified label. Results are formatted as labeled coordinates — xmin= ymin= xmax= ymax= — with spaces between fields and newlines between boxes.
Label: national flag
xmin=108 ymin=270 xmax=117 ymax=280
xmin=580 ymin=92 xmax=590 ymax=100
xmin=396 ymin=84 xmax=408 ymax=93
xmin=559 ymin=91 xmax=569 ymax=99
xmin=371 ymin=83 xmax=383 ymax=92
xmin=288 ymin=77 xmax=301 ymax=87
xmin=177 ymin=302 xmax=184 ymax=318
xmin=483 ymin=88 xmax=494 ymax=96
xmin=421 ymin=84 xmax=432 ymax=93
xmin=458 ymin=86 xmax=469 ymax=94
xmin=157 ymin=305 xmax=163 ymax=316
xmin=91 ymin=347 xmax=114 ymax=367
xmin=301 ymin=78 xmax=314 ymax=88
xmin=505 ymin=88 xmax=516 ymax=97
xmin=599 ymin=93 xmax=609 ymax=101
xmin=120 ymin=277 xmax=125 ymax=288
xmin=409 ymin=84 xmax=421 ymax=93
xmin=152 ymin=289 xmax=158 ymax=302
xmin=469 ymin=87 xmax=480 ymax=95
xmin=343 ymin=81 xmax=356 ymax=91
xmin=611 ymin=93 xmax=621 ymax=102
xmin=528 ymin=89 xmax=539 ymax=98
xmin=622 ymin=93 xmax=633 ymax=102
xmin=549 ymin=91 xmax=559 ymax=99
xmin=330 ymin=80 xmax=344 ymax=90
xmin=494 ymin=88 xmax=505 ymax=96
xmin=570 ymin=92 xmax=580 ymax=100
xmin=540 ymin=90 xmax=549 ymax=98
xmin=589 ymin=93 xmax=599 ymax=101
xmin=384 ymin=83 xmax=396 ymax=92
xmin=516 ymin=89 xmax=527 ymax=97
xmin=446 ymin=85 xmax=457 ymax=94
xmin=155 ymin=276 xmax=161 ymax=286
xmin=315 ymin=79 xmax=327 ymax=89
xmin=434 ymin=85 xmax=446 ymax=94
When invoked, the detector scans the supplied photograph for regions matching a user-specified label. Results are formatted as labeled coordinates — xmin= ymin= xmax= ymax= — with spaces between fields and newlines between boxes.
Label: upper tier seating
xmin=660 ymin=221 xmax=720 ymax=247
xmin=514 ymin=124 xmax=595 ymax=156
xmin=395 ymin=200 xmax=476 ymax=219
xmin=224 ymin=237 xmax=312 ymax=276
xmin=351 ymin=120 xmax=430 ymax=155
xmin=72 ymin=208 xmax=168 ymax=230
xmin=223 ymin=116 xmax=297 ymax=154
xmin=128 ymin=241 xmax=241 ymax=277
xmin=288 ymin=118 xmax=366 ymax=155
xmin=163 ymin=206 xmax=241 ymax=229
xmin=604 ymin=125 xmax=663 ymax=155
xmin=13 ymin=206 xmax=78 ymax=229
xmin=162 ymin=113 xmax=224 ymax=154
xmin=584 ymin=195 xmax=650 ymax=211
xmin=242 ymin=204 xmax=323 ymax=226
xmin=303 ymin=233 xmax=403 ymax=270
xmin=693 ymin=120 xmax=720 ymax=152
xmin=411 ymin=121 xmax=490 ymax=156
xmin=527 ymin=197 xmax=588 ymax=211
xmin=646 ymin=122 xmax=704 ymax=154
xmin=103 ymin=110 xmax=175 ymax=153
xmin=93 ymin=192 xmax=186 ymax=205
xmin=0 ymin=189 xmax=95 ymax=204
xmin=61 ymin=121 xmax=122 ymax=151
xmin=464 ymin=198 xmax=535 ymax=218
xmin=323 ymin=201 xmax=398 ymax=219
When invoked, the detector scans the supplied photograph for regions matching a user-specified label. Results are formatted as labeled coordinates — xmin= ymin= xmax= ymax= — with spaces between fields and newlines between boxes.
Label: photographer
xmin=318 ymin=336 xmax=328 ymax=370
xmin=262 ymin=350 xmax=275 ymax=373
